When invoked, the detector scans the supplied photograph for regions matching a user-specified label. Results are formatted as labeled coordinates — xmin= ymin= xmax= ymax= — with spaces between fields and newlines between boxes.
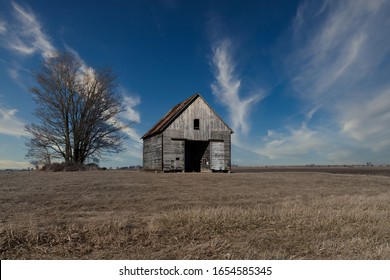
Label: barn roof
xmin=141 ymin=93 xmax=233 ymax=139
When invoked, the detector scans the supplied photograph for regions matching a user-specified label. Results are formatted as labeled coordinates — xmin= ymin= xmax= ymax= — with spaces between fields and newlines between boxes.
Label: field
xmin=1 ymin=168 xmax=390 ymax=259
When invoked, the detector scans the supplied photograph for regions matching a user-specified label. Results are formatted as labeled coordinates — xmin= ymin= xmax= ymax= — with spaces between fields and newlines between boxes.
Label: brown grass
xmin=1 ymin=170 xmax=389 ymax=259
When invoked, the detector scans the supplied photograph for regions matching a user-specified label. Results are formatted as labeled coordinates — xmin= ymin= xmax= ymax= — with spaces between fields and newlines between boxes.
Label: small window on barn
xmin=194 ymin=119 xmax=200 ymax=130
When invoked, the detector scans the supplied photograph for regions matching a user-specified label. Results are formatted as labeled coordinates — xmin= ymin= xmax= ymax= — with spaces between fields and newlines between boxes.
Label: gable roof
xmin=141 ymin=93 xmax=233 ymax=139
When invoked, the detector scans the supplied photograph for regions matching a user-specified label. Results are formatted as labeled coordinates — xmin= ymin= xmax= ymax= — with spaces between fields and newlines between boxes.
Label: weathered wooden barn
xmin=142 ymin=93 xmax=233 ymax=172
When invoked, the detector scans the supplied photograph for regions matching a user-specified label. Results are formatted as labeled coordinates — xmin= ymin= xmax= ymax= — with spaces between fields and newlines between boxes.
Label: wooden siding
xmin=210 ymin=141 xmax=225 ymax=170
xmin=143 ymin=134 xmax=162 ymax=170
xmin=165 ymin=97 xmax=230 ymax=141
xmin=162 ymin=137 xmax=185 ymax=171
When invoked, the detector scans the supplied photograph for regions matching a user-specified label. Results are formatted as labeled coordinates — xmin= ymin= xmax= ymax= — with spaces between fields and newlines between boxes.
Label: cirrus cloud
xmin=257 ymin=125 xmax=326 ymax=161
xmin=0 ymin=159 xmax=31 ymax=169
xmin=0 ymin=20 xmax=7 ymax=34
xmin=0 ymin=107 xmax=28 ymax=137
xmin=8 ymin=1 xmax=55 ymax=57
xmin=210 ymin=39 xmax=264 ymax=145
xmin=257 ymin=0 xmax=390 ymax=164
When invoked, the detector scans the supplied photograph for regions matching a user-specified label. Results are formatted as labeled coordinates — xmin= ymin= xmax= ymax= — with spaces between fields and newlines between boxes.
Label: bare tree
xmin=25 ymin=51 xmax=126 ymax=166
xmin=25 ymin=137 xmax=53 ymax=165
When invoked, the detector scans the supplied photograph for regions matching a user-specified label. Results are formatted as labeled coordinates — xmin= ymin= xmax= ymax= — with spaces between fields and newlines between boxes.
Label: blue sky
xmin=0 ymin=0 xmax=389 ymax=169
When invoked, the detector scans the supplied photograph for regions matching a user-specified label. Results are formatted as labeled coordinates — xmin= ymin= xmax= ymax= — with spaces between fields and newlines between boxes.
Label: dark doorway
xmin=185 ymin=141 xmax=209 ymax=172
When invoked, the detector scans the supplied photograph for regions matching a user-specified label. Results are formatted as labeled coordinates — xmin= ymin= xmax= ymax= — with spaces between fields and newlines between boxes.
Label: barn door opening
xmin=185 ymin=140 xmax=209 ymax=172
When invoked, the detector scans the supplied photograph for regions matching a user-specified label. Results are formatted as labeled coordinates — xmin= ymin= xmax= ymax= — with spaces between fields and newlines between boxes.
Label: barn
xmin=142 ymin=93 xmax=233 ymax=172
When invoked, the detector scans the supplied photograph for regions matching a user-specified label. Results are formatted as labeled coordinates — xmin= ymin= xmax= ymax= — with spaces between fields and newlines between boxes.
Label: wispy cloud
xmin=0 ymin=20 xmax=6 ymax=34
xmin=0 ymin=107 xmax=28 ymax=137
xmin=211 ymin=39 xmax=263 ymax=139
xmin=120 ymin=92 xmax=141 ymax=124
xmin=106 ymin=87 xmax=142 ymax=144
xmin=289 ymin=0 xmax=389 ymax=100
xmin=120 ymin=123 xmax=142 ymax=144
xmin=126 ymin=143 xmax=142 ymax=159
xmin=5 ymin=62 xmax=31 ymax=89
xmin=258 ymin=0 xmax=390 ymax=164
xmin=0 ymin=159 xmax=31 ymax=169
xmin=0 ymin=1 xmax=55 ymax=57
xmin=339 ymin=89 xmax=390 ymax=152
xmin=0 ymin=1 xmax=55 ymax=88
xmin=7 ymin=67 xmax=19 ymax=81
xmin=256 ymin=124 xmax=327 ymax=162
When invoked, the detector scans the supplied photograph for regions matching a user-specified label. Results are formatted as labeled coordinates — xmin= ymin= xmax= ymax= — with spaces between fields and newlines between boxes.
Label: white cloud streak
xmin=126 ymin=142 xmax=142 ymax=159
xmin=114 ymin=87 xmax=142 ymax=143
xmin=0 ymin=20 xmax=7 ymax=34
xmin=256 ymin=125 xmax=327 ymax=161
xmin=0 ymin=2 xmax=56 ymax=88
xmin=120 ymin=122 xmax=142 ymax=144
xmin=339 ymin=89 xmax=390 ymax=152
xmin=0 ymin=107 xmax=28 ymax=137
xmin=211 ymin=39 xmax=263 ymax=137
xmin=0 ymin=159 xmax=31 ymax=169
xmin=259 ymin=0 xmax=390 ymax=163
xmin=289 ymin=0 xmax=389 ymax=102
xmin=121 ymin=94 xmax=141 ymax=124
xmin=6 ymin=1 xmax=55 ymax=57
xmin=7 ymin=67 xmax=19 ymax=81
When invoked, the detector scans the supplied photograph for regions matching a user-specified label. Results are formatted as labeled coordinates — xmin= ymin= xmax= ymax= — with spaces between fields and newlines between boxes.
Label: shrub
xmin=41 ymin=162 xmax=85 ymax=172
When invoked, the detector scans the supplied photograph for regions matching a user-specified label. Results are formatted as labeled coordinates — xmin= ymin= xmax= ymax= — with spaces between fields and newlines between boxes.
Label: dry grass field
xmin=1 ymin=169 xmax=390 ymax=259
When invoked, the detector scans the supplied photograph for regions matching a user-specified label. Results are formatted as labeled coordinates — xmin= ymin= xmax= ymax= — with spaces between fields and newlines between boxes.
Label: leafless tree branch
xmin=25 ymin=51 xmax=127 ymax=166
